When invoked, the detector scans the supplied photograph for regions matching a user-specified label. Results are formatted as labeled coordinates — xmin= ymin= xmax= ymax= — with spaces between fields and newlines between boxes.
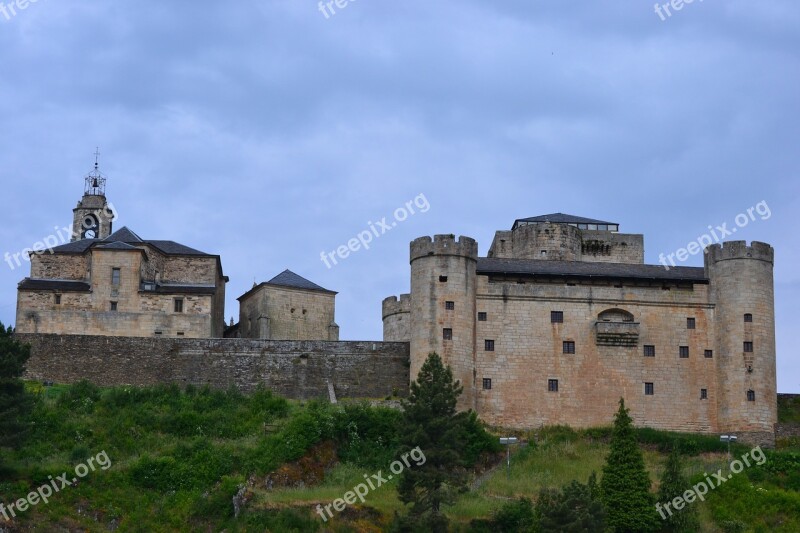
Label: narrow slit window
xmin=701 ymin=388 xmax=708 ymax=400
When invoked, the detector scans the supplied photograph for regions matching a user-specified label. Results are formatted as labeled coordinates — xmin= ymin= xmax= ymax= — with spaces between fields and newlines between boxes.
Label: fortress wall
xmin=17 ymin=334 xmax=409 ymax=400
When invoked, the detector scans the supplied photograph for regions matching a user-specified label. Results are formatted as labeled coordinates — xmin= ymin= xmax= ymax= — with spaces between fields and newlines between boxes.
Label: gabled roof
xmin=96 ymin=241 xmax=140 ymax=251
xmin=512 ymin=213 xmax=617 ymax=230
xmin=103 ymin=227 xmax=143 ymax=243
xmin=477 ymin=257 xmax=707 ymax=283
xmin=238 ymin=269 xmax=336 ymax=301
xmin=48 ymin=226 xmax=212 ymax=257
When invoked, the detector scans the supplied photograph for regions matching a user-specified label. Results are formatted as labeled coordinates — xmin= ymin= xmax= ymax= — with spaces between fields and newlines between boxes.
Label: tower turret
xmin=71 ymin=149 xmax=115 ymax=241
xmin=410 ymin=235 xmax=479 ymax=409
xmin=705 ymin=241 xmax=776 ymax=443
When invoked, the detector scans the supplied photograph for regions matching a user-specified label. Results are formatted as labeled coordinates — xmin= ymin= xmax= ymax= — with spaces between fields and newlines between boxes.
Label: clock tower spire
xmin=71 ymin=148 xmax=115 ymax=241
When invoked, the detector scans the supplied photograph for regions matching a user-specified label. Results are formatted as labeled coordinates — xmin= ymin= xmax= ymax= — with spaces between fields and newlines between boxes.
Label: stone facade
xmin=18 ymin=334 xmax=409 ymax=400
xmin=386 ymin=214 xmax=778 ymax=443
xmin=15 ymin=182 xmax=227 ymax=338
xmin=237 ymin=270 xmax=339 ymax=341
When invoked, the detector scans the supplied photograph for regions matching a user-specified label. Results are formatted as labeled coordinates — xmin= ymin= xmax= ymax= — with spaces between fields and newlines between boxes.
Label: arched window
xmin=598 ymin=308 xmax=635 ymax=323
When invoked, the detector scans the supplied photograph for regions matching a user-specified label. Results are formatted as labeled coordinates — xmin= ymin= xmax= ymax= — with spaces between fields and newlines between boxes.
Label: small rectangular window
xmin=548 ymin=379 xmax=559 ymax=392
xmin=482 ymin=378 xmax=492 ymax=390
xmin=679 ymin=346 xmax=690 ymax=358
xmin=54 ymin=294 xmax=61 ymax=305
xmin=443 ymin=328 xmax=452 ymax=340
xmin=704 ymin=349 xmax=713 ymax=359
xmin=485 ymin=340 xmax=495 ymax=351
xmin=439 ymin=275 xmax=448 ymax=283
xmin=445 ymin=301 xmax=455 ymax=310
xmin=643 ymin=345 xmax=656 ymax=357
xmin=700 ymin=388 xmax=708 ymax=400
xmin=744 ymin=313 xmax=753 ymax=323
xmin=687 ymin=317 xmax=696 ymax=329
xmin=645 ymin=382 xmax=654 ymax=396
xmin=174 ymin=299 xmax=184 ymax=313
xmin=551 ymin=311 xmax=564 ymax=323
xmin=563 ymin=341 xmax=575 ymax=354
xmin=744 ymin=342 xmax=753 ymax=353
xmin=110 ymin=301 xmax=118 ymax=311
xmin=747 ymin=390 xmax=756 ymax=402
xmin=478 ymin=312 xmax=487 ymax=322
xmin=177 ymin=331 xmax=185 ymax=336
xmin=111 ymin=268 xmax=121 ymax=285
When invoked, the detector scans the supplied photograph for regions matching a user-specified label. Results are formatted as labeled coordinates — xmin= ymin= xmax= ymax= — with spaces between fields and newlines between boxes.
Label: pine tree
xmin=394 ymin=352 xmax=469 ymax=532
xmin=0 ymin=323 xmax=34 ymax=450
xmin=657 ymin=446 xmax=700 ymax=532
xmin=600 ymin=398 xmax=659 ymax=532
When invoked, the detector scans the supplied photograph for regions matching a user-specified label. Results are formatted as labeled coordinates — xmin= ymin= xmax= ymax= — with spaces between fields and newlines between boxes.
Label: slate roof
xmin=104 ymin=227 xmax=143 ymax=242
xmin=96 ymin=241 xmax=140 ymax=251
xmin=238 ymin=270 xmax=336 ymax=301
xmin=48 ymin=226 xmax=212 ymax=257
xmin=512 ymin=213 xmax=617 ymax=229
xmin=477 ymin=257 xmax=708 ymax=283
xmin=18 ymin=279 xmax=91 ymax=292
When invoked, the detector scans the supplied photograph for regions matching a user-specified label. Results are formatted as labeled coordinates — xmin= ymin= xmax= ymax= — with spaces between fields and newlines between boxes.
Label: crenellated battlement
xmin=705 ymin=240 xmax=774 ymax=265
xmin=410 ymin=234 xmax=478 ymax=263
xmin=382 ymin=294 xmax=411 ymax=319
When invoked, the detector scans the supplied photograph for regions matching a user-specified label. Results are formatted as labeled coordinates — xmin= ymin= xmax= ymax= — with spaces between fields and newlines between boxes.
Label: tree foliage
xmin=394 ymin=352 xmax=470 ymax=532
xmin=0 ymin=323 xmax=34 ymax=450
xmin=600 ymin=398 xmax=659 ymax=532
xmin=657 ymin=446 xmax=700 ymax=532
xmin=536 ymin=472 xmax=606 ymax=532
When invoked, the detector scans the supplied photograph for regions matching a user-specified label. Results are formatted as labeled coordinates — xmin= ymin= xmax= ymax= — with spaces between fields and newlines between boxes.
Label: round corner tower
xmin=705 ymin=241 xmax=776 ymax=440
xmin=382 ymin=294 xmax=411 ymax=342
xmin=410 ymin=234 xmax=478 ymax=409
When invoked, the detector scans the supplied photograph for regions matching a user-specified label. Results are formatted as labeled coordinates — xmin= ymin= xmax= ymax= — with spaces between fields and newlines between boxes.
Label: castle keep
xmin=383 ymin=214 xmax=777 ymax=442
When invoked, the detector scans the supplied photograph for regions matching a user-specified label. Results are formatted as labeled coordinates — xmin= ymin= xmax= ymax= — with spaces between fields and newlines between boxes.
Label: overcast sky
xmin=0 ymin=1 xmax=797 ymax=391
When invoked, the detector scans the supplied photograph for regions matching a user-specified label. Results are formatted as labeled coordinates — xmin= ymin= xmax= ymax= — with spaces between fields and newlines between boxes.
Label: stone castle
xmin=14 ymin=164 xmax=778 ymax=444
xmin=382 ymin=215 xmax=776 ymax=443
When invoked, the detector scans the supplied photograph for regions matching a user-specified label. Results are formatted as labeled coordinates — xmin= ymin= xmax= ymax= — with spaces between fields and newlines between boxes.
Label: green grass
xmin=3 ymin=382 xmax=800 ymax=532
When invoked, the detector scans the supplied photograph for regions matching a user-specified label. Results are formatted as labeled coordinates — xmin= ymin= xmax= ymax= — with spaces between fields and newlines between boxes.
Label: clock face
xmin=84 ymin=229 xmax=97 ymax=239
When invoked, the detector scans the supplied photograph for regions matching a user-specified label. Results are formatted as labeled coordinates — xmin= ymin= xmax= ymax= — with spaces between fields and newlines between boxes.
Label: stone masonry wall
xmin=17 ymin=334 xmax=409 ymax=400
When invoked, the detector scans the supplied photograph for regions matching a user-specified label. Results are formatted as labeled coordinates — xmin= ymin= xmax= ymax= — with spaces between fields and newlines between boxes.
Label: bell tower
xmin=71 ymin=148 xmax=115 ymax=241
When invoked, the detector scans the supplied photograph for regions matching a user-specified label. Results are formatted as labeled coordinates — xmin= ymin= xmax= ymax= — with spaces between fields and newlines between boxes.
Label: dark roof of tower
xmin=512 ymin=213 xmax=617 ymax=229
xmin=477 ymin=257 xmax=707 ymax=283
xmin=238 ymin=270 xmax=336 ymax=301
xmin=267 ymin=270 xmax=334 ymax=293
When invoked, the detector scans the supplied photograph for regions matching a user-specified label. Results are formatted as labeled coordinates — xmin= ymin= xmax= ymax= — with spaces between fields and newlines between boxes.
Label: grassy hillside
xmin=1 ymin=382 xmax=799 ymax=532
